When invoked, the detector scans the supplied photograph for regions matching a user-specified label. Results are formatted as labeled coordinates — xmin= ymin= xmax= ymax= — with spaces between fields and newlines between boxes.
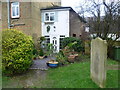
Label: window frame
xmin=59 ymin=35 xmax=65 ymax=49
xmin=44 ymin=12 xmax=55 ymax=22
xmin=11 ymin=2 xmax=20 ymax=18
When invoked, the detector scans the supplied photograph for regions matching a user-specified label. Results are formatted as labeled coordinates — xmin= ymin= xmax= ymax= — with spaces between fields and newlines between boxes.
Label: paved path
xmin=30 ymin=57 xmax=56 ymax=70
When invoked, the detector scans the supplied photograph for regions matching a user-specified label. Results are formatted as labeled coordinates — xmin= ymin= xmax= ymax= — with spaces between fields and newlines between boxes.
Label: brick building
xmin=0 ymin=0 xmax=61 ymax=47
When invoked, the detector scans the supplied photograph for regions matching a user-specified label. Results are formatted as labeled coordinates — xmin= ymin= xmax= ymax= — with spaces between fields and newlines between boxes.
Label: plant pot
xmin=46 ymin=60 xmax=59 ymax=68
xmin=68 ymin=59 xmax=74 ymax=63
xmin=39 ymin=56 xmax=44 ymax=59
xmin=68 ymin=55 xmax=75 ymax=63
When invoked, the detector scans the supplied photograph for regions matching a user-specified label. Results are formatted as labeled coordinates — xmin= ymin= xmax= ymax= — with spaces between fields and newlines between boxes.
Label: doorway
xmin=52 ymin=37 xmax=57 ymax=52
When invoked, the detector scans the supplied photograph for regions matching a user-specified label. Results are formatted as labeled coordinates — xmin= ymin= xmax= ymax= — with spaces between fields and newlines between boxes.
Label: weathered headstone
xmin=91 ymin=37 xmax=107 ymax=88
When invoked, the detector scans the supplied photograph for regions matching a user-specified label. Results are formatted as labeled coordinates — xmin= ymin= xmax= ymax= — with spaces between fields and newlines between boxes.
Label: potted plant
xmin=45 ymin=43 xmax=58 ymax=67
xmin=33 ymin=54 xmax=38 ymax=60
xmin=38 ymin=48 xmax=45 ymax=59
xmin=68 ymin=55 xmax=76 ymax=63
xmin=56 ymin=51 xmax=67 ymax=66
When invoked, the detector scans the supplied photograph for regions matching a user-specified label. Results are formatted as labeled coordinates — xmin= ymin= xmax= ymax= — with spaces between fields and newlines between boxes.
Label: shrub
xmin=38 ymin=48 xmax=44 ymax=56
xmin=2 ymin=29 xmax=34 ymax=75
xmin=62 ymin=37 xmax=84 ymax=52
xmin=56 ymin=51 xmax=67 ymax=64
xmin=33 ymin=48 xmax=38 ymax=55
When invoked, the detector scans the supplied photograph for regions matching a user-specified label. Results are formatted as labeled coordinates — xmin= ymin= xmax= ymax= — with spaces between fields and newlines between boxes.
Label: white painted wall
xmin=41 ymin=9 xmax=70 ymax=52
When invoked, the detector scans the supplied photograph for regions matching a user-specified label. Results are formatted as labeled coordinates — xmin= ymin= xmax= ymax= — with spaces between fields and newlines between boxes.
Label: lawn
xmin=2 ymin=58 xmax=120 ymax=88
xmin=44 ymin=59 xmax=119 ymax=88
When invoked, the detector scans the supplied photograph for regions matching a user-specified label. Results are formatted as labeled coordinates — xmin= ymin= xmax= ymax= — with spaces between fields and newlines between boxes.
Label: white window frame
xmin=44 ymin=12 xmax=55 ymax=22
xmin=11 ymin=2 xmax=20 ymax=18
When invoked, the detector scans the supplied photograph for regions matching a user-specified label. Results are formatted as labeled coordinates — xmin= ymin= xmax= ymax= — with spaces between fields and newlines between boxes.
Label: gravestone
xmin=91 ymin=37 xmax=107 ymax=88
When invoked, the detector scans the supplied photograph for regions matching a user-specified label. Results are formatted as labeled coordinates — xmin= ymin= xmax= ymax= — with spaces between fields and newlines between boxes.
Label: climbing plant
xmin=47 ymin=25 xmax=50 ymax=32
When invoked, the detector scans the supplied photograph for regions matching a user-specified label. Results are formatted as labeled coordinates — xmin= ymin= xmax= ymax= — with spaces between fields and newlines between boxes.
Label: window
xmin=44 ymin=12 xmax=55 ymax=22
xmin=41 ymin=36 xmax=50 ymax=48
xmin=85 ymin=26 xmax=89 ymax=32
xmin=11 ymin=2 xmax=20 ymax=18
xmin=59 ymin=35 xmax=65 ymax=49
xmin=45 ymin=36 xmax=50 ymax=44
xmin=73 ymin=34 xmax=76 ymax=37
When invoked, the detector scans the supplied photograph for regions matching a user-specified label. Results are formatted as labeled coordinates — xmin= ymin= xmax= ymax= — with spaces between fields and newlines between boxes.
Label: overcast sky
xmin=61 ymin=0 xmax=119 ymax=17
xmin=61 ymin=0 xmax=94 ymax=17
xmin=61 ymin=0 xmax=84 ymax=11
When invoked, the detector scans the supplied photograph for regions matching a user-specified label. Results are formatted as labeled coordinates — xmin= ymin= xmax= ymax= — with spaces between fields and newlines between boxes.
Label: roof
xmin=41 ymin=6 xmax=86 ymax=23
xmin=41 ymin=6 xmax=73 ymax=11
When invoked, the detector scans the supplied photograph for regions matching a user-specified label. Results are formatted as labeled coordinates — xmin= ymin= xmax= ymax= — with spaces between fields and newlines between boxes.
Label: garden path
xmin=30 ymin=57 xmax=56 ymax=70
xmin=3 ymin=57 xmax=56 ymax=88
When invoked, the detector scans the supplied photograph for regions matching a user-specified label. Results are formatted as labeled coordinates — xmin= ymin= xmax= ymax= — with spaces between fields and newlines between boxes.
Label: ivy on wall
xmin=47 ymin=25 xmax=50 ymax=33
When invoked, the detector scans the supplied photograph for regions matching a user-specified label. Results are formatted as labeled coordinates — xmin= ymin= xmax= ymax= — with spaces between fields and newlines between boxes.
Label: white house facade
xmin=41 ymin=7 xmax=85 ymax=52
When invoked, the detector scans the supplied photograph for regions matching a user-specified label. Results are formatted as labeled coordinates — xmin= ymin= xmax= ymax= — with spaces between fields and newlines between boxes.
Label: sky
xmin=61 ymin=0 xmax=95 ymax=17
xmin=61 ymin=0 xmax=119 ymax=17
xmin=61 ymin=0 xmax=84 ymax=11
xmin=61 ymin=0 xmax=119 ymax=7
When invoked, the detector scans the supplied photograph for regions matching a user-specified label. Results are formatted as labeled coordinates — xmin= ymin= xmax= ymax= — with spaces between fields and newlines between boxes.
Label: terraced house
xmin=1 ymin=0 xmax=86 ymax=51
xmin=41 ymin=7 xmax=86 ymax=52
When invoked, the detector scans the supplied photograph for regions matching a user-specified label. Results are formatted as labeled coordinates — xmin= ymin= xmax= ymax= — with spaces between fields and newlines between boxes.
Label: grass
xmin=2 ymin=58 xmax=120 ymax=88
xmin=45 ymin=60 xmax=119 ymax=88
xmin=46 ymin=62 xmax=99 ymax=88
xmin=107 ymin=58 xmax=120 ymax=65
xmin=106 ymin=70 xmax=119 ymax=88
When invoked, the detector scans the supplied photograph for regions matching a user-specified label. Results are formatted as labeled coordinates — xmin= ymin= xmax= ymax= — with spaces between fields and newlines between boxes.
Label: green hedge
xmin=2 ymin=29 xmax=34 ymax=75
xmin=62 ymin=37 xmax=84 ymax=52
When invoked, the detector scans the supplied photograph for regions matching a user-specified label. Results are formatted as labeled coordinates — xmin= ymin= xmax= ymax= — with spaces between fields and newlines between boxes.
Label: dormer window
xmin=11 ymin=2 xmax=20 ymax=18
xmin=44 ymin=12 xmax=55 ymax=22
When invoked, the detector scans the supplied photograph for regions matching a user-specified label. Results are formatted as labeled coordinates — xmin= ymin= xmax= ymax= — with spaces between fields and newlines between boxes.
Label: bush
xmin=33 ymin=48 xmax=38 ymax=55
xmin=62 ymin=37 xmax=84 ymax=52
xmin=38 ymin=48 xmax=44 ymax=56
xmin=2 ymin=29 xmax=34 ymax=75
xmin=56 ymin=50 xmax=67 ymax=64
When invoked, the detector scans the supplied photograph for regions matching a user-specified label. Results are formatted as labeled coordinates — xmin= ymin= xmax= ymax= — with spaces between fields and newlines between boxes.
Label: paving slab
xmin=30 ymin=57 xmax=56 ymax=70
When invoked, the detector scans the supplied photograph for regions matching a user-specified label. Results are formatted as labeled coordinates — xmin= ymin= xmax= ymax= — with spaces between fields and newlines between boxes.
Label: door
xmin=52 ymin=37 xmax=57 ymax=52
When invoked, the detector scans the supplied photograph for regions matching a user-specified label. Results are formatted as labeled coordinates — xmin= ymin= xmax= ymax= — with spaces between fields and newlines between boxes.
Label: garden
xmin=2 ymin=58 xmax=120 ymax=88
xmin=2 ymin=29 xmax=120 ymax=88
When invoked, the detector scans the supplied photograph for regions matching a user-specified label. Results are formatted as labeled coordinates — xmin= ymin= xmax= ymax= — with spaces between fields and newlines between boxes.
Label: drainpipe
xmin=7 ymin=0 xmax=11 ymax=29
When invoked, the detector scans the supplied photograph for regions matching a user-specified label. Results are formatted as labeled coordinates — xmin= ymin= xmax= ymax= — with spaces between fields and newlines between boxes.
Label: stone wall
xmin=91 ymin=37 xmax=107 ymax=88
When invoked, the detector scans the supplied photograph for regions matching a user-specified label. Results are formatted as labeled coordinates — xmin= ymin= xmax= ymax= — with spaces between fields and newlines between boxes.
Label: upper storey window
xmin=44 ymin=12 xmax=55 ymax=22
xmin=11 ymin=2 xmax=20 ymax=18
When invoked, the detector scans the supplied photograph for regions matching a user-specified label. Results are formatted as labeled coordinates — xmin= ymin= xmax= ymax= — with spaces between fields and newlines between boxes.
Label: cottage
xmin=41 ymin=7 xmax=85 ymax=52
